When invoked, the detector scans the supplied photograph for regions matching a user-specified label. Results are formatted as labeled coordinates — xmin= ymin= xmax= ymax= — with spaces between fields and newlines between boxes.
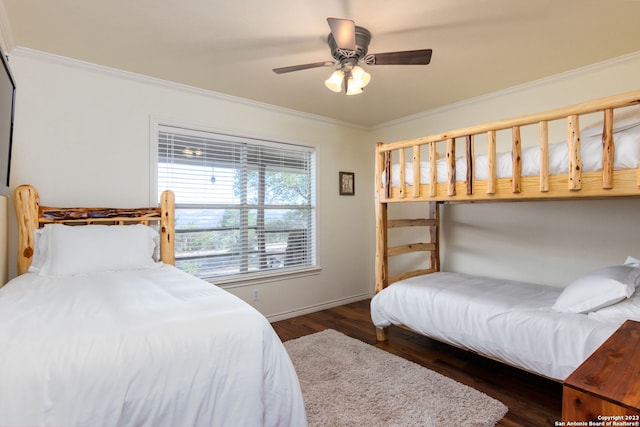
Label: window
xmin=156 ymin=124 xmax=316 ymax=282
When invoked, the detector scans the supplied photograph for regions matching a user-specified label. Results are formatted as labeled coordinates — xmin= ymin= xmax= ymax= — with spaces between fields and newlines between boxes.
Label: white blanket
xmin=388 ymin=124 xmax=640 ymax=186
xmin=0 ymin=265 xmax=307 ymax=427
xmin=370 ymin=272 xmax=620 ymax=380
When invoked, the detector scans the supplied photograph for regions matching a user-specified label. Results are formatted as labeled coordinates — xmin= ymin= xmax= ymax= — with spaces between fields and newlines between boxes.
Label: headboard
xmin=13 ymin=185 xmax=175 ymax=275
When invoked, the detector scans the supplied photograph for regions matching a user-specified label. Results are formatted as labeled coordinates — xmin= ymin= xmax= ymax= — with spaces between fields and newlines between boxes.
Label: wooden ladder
xmin=374 ymin=201 xmax=440 ymax=341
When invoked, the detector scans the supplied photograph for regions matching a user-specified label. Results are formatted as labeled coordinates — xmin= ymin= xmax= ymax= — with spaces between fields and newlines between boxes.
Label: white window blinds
xmin=157 ymin=124 xmax=316 ymax=280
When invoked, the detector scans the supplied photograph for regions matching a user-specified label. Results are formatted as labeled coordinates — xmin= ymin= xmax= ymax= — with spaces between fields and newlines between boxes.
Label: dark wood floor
xmin=271 ymin=298 xmax=562 ymax=427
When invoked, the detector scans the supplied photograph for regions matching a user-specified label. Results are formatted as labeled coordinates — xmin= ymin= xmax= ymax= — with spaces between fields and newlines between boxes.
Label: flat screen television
xmin=0 ymin=48 xmax=15 ymax=197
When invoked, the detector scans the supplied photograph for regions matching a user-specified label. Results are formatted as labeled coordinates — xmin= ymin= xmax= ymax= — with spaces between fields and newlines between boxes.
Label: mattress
xmin=387 ymin=123 xmax=640 ymax=186
xmin=370 ymin=272 xmax=620 ymax=380
xmin=0 ymin=265 xmax=307 ymax=427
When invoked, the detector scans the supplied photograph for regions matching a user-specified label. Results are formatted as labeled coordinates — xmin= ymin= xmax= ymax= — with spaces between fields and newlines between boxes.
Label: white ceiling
xmin=3 ymin=0 xmax=640 ymax=127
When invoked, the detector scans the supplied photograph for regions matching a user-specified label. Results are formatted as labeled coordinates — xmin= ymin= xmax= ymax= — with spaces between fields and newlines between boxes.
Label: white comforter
xmin=0 ymin=265 xmax=307 ymax=427
xmin=370 ymin=272 xmax=620 ymax=380
xmin=389 ymin=123 xmax=640 ymax=186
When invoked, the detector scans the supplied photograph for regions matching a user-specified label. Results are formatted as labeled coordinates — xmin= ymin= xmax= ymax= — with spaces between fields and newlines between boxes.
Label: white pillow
xmin=552 ymin=265 xmax=640 ymax=314
xmin=27 ymin=228 xmax=48 ymax=273
xmin=588 ymin=290 xmax=640 ymax=325
xmin=39 ymin=224 xmax=160 ymax=277
xmin=625 ymin=256 xmax=640 ymax=267
xmin=581 ymin=105 xmax=640 ymax=138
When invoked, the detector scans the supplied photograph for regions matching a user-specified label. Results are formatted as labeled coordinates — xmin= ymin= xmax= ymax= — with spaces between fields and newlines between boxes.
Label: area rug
xmin=284 ymin=329 xmax=508 ymax=427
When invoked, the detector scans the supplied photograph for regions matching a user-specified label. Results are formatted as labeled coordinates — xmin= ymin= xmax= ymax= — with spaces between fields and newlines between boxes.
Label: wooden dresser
xmin=563 ymin=320 xmax=640 ymax=422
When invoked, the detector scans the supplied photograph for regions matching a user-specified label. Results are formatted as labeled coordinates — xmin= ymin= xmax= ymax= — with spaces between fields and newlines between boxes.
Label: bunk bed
xmin=371 ymin=89 xmax=640 ymax=381
xmin=0 ymin=185 xmax=307 ymax=427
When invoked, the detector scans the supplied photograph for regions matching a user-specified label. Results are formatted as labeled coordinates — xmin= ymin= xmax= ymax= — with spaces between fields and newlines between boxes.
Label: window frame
xmin=151 ymin=118 xmax=320 ymax=287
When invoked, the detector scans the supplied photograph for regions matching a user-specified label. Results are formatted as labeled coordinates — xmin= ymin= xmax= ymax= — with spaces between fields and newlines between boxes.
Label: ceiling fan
xmin=273 ymin=18 xmax=433 ymax=95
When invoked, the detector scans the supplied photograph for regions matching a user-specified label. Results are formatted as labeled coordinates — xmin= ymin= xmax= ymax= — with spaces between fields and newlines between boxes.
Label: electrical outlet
xmin=253 ymin=289 xmax=260 ymax=301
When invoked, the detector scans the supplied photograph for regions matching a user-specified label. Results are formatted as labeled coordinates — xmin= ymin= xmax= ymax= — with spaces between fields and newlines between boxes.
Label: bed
xmin=0 ymin=185 xmax=307 ymax=427
xmin=372 ymin=89 xmax=640 ymax=381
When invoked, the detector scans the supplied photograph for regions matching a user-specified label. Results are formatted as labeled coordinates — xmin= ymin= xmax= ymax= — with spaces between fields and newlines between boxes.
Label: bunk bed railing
xmin=376 ymin=89 xmax=640 ymax=203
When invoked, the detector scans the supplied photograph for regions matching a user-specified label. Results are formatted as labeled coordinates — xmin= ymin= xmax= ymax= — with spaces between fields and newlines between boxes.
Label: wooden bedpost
xmin=374 ymin=199 xmax=388 ymax=297
xmin=159 ymin=190 xmax=175 ymax=266
xmin=14 ymin=185 xmax=40 ymax=275
xmin=374 ymin=195 xmax=388 ymax=342
xmin=375 ymin=142 xmax=389 ymax=341
xmin=429 ymin=202 xmax=440 ymax=272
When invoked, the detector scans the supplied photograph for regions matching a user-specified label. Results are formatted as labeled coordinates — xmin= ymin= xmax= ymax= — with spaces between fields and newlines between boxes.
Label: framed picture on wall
xmin=339 ymin=172 xmax=355 ymax=196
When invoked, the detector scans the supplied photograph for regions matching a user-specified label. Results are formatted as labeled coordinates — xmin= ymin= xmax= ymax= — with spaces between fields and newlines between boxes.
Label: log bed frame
xmin=374 ymin=89 xmax=640 ymax=342
xmin=13 ymin=185 xmax=176 ymax=275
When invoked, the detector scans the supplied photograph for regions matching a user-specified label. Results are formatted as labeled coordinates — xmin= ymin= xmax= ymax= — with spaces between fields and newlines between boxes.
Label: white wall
xmin=6 ymin=44 xmax=640 ymax=320
xmin=7 ymin=48 xmax=375 ymax=320
xmin=373 ymin=52 xmax=640 ymax=287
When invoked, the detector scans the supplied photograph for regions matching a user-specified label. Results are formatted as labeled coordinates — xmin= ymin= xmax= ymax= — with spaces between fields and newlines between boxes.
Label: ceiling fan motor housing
xmin=328 ymin=26 xmax=372 ymax=66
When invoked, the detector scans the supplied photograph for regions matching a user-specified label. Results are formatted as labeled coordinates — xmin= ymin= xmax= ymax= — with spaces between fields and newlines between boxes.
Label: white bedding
xmin=370 ymin=272 xmax=621 ymax=380
xmin=0 ymin=265 xmax=307 ymax=427
xmin=388 ymin=123 xmax=640 ymax=186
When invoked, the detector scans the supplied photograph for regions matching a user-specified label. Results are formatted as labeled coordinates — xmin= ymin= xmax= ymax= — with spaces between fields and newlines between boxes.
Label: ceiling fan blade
xmin=272 ymin=61 xmax=335 ymax=74
xmin=368 ymin=49 xmax=433 ymax=65
xmin=327 ymin=17 xmax=356 ymax=51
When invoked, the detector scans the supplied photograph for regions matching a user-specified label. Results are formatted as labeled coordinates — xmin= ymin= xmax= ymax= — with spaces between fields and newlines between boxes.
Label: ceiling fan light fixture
xmin=345 ymin=77 xmax=364 ymax=96
xmin=325 ymin=65 xmax=369 ymax=95
xmin=351 ymin=66 xmax=371 ymax=88
xmin=324 ymin=70 xmax=344 ymax=92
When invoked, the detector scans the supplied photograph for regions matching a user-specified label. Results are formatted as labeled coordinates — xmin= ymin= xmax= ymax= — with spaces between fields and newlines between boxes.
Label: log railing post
xmin=539 ymin=121 xmax=549 ymax=192
xmin=447 ymin=138 xmax=456 ymax=196
xmin=412 ymin=145 xmax=421 ymax=198
xmin=429 ymin=142 xmax=437 ymax=197
xmin=567 ymin=115 xmax=582 ymax=191
xmin=398 ymin=148 xmax=406 ymax=199
xmin=466 ymin=135 xmax=474 ymax=195
xmin=602 ymin=108 xmax=614 ymax=189
xmin=487 ymin=130 xmax=496 ymax=195
xmin=512 ymin=126 xmax=522 ymax=193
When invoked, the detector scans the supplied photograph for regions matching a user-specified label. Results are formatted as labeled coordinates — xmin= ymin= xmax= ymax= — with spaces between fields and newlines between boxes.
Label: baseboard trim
xmin=266 ymin=293 xmax=372 ymax=323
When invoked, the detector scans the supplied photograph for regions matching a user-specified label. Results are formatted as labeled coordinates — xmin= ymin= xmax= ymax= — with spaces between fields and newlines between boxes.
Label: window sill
xmin=205 ymin=266 xmax=322 ymax=289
